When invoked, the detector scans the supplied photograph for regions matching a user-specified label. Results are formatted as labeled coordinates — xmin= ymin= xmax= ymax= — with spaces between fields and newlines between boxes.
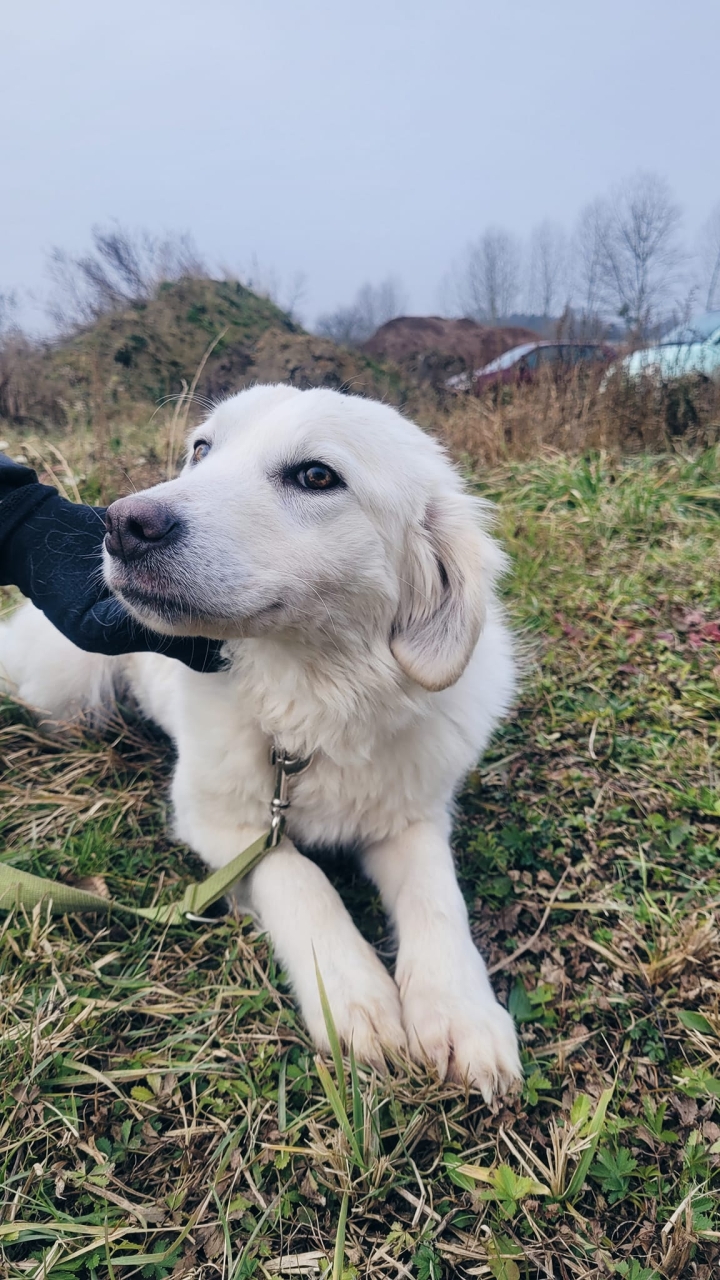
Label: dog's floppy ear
xmin=391 ymin=491 xmax=498 ymax=692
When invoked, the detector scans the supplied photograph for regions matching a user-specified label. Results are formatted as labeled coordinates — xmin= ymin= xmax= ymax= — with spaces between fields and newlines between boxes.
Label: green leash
xmin=0 ymin=745 xmax=313 ymax=926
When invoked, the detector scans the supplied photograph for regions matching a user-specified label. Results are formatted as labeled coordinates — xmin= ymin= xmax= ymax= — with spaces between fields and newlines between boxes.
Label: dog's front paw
xmin=304 ymin=945 xmax=408 ymax=1071
xmin=400 ymin=968 xmax=521 ymax=1102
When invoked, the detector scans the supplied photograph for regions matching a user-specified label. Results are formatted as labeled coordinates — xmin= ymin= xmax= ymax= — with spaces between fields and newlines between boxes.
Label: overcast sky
xmin=2 ymin=0 xmax=718 ymax=329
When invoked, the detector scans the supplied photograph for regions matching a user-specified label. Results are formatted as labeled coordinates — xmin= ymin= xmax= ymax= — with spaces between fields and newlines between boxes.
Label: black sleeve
xmin=0 ymin=454 xmax=224 ymax=672
xmin=0 ymin=455 xmax=59 ymax=541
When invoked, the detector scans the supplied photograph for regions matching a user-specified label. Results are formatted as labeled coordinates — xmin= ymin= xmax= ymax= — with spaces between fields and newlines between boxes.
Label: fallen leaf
xmin=68 ymin=875 xmax=110 ymax=899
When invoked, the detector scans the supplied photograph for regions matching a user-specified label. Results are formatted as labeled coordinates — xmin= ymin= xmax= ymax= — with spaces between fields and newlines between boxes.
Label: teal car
xmin=618 ymin=311 xmax=720 ymax=382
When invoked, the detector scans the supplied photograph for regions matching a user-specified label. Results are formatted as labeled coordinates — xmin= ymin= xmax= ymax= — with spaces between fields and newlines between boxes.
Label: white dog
xmin=0 ymin=385 xmax=521 ymax=1100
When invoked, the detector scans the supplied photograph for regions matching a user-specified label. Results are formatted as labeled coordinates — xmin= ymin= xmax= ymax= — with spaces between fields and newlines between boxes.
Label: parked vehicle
xmin=614 ymin=311 xmax=720 ymax=384
xmin=447 ymin=341 xmax=614 ymax=394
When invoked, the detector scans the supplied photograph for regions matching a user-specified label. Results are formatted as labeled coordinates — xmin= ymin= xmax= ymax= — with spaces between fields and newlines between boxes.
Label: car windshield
xmin=477 ymin=343 xmax=539 ymax=375
xmin=661 ymin=312 xmax=720 ymax=344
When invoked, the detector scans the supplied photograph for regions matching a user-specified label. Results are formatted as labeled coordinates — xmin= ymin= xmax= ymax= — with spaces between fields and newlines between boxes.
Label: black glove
xmin=0 ymin=455 xmax=224 ymax=673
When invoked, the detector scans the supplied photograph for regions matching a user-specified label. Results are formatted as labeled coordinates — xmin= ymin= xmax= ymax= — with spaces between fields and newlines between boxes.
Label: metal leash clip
xmin=267 ymin=744 xmax=314 ymax=849
xmin=182 ymin=744 xmax=314 ymax=923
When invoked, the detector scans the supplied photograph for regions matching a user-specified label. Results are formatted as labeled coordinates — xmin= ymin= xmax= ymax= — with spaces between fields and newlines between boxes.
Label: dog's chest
xmin=179 ymin=665 xmax=466 ymax=849
xmin=193 ymin=725 xmax=441 ymax=847
xmin=286 ymin=748 xmax=439 ymax=848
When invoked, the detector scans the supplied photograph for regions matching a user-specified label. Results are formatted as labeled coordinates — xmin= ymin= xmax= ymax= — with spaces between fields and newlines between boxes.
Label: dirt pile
xmin=362 ymin=315 xmax=538 ymax=386
xmin=207 ymin=328 xmax=407 ymax=403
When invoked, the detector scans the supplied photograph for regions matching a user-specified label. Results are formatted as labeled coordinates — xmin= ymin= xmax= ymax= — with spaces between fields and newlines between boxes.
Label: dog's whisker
xmin=397 ymin=575 xmax=433 ymax=603
xmin=291 ymin=576 xmax=342 ymax=642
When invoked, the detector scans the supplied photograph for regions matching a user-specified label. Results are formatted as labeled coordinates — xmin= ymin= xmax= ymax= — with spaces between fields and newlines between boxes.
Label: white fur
xmin=0 ymin=386 xmax=521 ymax=1099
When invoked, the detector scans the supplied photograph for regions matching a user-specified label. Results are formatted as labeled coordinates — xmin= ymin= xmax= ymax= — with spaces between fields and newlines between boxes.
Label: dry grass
xmin=435 ymin=369 xmax=720 ymax=467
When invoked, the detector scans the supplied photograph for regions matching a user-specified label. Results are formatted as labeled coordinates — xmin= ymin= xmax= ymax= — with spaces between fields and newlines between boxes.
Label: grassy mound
xmin=1 ymin=449 xmax=719 ymax=1277
xmin=0 ymin=277 xmax=413 ymax=462
xmin=0 ymin=278 xmax=418 ymax=502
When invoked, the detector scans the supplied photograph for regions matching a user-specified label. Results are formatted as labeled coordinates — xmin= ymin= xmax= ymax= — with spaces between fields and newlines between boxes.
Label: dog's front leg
xmin=363 ymin=821 xmax=521 ymax=1100
xmin=245 ymin=842 xmax=406 ymax=1066
xmin=171 ymin=757 xmax=406 ymax=1065
xmin=175 ymin=788 xmax=406 ymax=1065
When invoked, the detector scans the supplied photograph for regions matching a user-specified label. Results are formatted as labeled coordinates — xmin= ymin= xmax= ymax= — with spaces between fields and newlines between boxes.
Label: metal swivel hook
xmin=267 ymin=744 xmax=314 ymax=848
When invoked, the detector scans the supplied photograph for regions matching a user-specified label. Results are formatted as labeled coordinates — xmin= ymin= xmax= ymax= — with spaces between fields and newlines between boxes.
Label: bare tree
xmin=315 ymin=276 xmax=407 ymax=345
xmin=47 ymin=225 xmax=205 ymax=330
xmin=0 ymin=291 xmax=18 ymax=337
xmin=527 ymin=221 xmax=567 ymax=316
xmin=456 ymin=229 xmax=521 ymax=323
xmin=354 ymin=279 xmax=407 ymax=335
xmin=572 ymin=199 xmax=608 ymax=325
xmin=315 ymin=304 xmax=366 ymax=345
xmin=594 ymin=172 xmax=683 ymax=337
xmin=698 ymin=203 xmax=720 ymax=310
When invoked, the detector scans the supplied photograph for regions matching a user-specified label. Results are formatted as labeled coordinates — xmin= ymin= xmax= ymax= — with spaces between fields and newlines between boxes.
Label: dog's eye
xmin=293 ymin=462 xmax=343 ymax=491
xmin=192 ymin=440 xmax=211 ymax=464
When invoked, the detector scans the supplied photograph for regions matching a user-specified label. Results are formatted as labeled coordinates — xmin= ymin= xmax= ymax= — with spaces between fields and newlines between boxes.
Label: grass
xmin=1 ymin=446 xmax=720 ymax=1278
xmin=438 ymin=368 xmax=720 ymax=466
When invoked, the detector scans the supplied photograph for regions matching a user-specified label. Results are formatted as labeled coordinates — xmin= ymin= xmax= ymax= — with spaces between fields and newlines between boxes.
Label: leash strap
xmin=0 ymin=745 xmax=313 ymax=925
xmin=0 ymin=832 xmax=270 ymax=925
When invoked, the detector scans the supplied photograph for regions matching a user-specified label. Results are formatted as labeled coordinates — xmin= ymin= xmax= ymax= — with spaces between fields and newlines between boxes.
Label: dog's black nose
xmin=105 ymin=498 xmax=179 ymax=562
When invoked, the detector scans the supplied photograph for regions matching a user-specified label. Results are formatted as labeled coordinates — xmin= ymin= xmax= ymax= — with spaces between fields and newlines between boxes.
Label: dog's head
xmin=104 ymin=385 xmax=505 ymax=691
